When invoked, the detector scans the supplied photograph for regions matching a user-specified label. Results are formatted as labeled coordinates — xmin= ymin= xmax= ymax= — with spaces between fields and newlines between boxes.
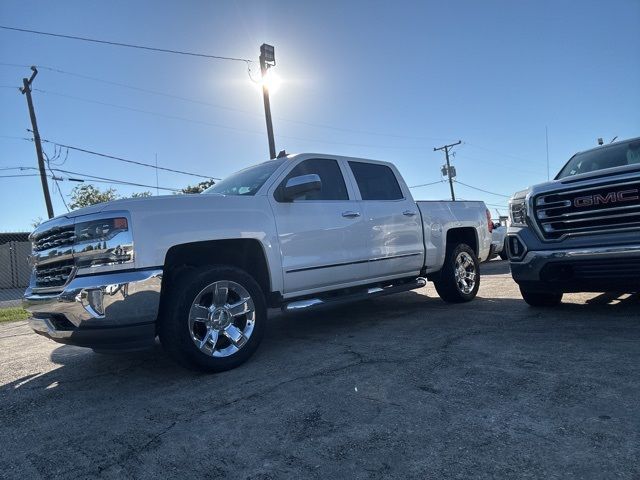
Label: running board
xmin=282 ymin=277 xmax=427 ymax=313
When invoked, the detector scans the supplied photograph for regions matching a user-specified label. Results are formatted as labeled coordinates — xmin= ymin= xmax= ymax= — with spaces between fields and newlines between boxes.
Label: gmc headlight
xmin=509 ymin=198 xmax=528 ymax=227
xmin=74 ymin=216 xmax=134 ymax=272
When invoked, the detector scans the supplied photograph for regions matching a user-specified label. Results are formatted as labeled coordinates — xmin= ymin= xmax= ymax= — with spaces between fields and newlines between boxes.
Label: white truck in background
xmin=24 ymin=153 xmax=491 ymax=372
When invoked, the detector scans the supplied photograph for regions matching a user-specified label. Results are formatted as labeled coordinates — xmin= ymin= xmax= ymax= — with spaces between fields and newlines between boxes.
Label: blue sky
xmin=1 ymin=0 xmax=639 ymax=231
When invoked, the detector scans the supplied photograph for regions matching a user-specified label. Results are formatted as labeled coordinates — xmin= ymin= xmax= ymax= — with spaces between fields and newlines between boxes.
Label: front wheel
xmin=519 ymin=287 xmax=563 ymax=307
xmin=433 ymin=243 xmax=480 ymax=303
xmin=158 ymin=266 xmax=267 ymax=372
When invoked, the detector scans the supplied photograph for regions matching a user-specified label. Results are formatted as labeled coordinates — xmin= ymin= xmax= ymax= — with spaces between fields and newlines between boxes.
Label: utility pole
xmin=20 ymin=66 xmax=54 ymax=219
xmin=259 ymin=43 xmax=276 ymax=159
xmin=434 ymin=140 xmax=461 ymax=201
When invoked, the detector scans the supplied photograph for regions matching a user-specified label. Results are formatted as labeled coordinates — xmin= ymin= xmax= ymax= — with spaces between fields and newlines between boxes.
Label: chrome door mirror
xmin=282 ymin=174 xmax=322 ymax=201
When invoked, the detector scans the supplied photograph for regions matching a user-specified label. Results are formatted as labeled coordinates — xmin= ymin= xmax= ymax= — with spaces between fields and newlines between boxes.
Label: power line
xmin=0 ymin=25 xmax=252 ymax=63
xmin=409 ymin=180 xmax=444 ymax=189
xmin=33 ymin=88 xmax=430 ymax=150
xmin=36 ymin=64 xmax=260 ymax=116
xmin=49 ymin=167 xmax=181 ymax=192
xmin=39 ymin=137 xmax=220 ymax=180
xmin=44 ymin=152 xmax=70 ymax=212
xmin=28 ymin=63 xmax=454 ymax=142
xmin=11 ymin=164 xmax=182 ymax=191
xmin=0 ymin=173 xmax=40 ymax=178
xmin=453 ymin=180 xmax=511 ymax=198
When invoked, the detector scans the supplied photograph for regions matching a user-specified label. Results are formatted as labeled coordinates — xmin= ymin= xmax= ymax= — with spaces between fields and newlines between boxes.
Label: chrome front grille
xmin=34 ymin=259 xmax=75 ymax=289
xmin=32 ymin=225 xmax=75 ymax=252
xmin=533 ymin=179 xmax=640 ymax=240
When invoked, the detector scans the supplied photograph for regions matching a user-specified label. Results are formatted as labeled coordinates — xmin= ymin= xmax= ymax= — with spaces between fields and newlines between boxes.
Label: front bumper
xmin=509 ymin=242 xmax=640 ymax=293
xmin=23 ymin=268 xmax=162 ymax=350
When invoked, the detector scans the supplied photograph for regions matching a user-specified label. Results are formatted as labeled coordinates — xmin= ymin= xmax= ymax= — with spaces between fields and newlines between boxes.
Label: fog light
xmin=81 ymin=288 xmax=105 ymax=317
xmin=507 ymin=236 xmax=527 ymax=261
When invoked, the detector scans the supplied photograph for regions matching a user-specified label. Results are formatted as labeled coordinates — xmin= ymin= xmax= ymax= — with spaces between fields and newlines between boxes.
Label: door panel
xmin=269 ymin=158 xmax=369 ymax=294
xmin=360 ymin=201 xmax=424 ymax=277
xmin=347 ymin=161 xmax=424 ymax=278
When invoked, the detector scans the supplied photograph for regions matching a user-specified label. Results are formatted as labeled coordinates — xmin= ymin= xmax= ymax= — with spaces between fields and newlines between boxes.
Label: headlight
xmin=74 ymin=216 xmax=133 ymax=272
xmin=75 ymin=217 xmax=128 ymax=242
xmin=509 ymin=198 xmax=527 ymax=227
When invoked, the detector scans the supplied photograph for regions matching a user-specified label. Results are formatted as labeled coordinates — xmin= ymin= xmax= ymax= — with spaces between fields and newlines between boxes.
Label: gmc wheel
xmin=519 ymin=287 xmax=563 ymax=307
xmin=158 ymin=265 xmax=267 ymax=372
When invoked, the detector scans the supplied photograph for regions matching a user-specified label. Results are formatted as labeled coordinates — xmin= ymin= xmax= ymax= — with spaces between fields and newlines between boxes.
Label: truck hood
xmin=37 ymin=193 xmax=237 ymax=227
xmin=526 ymin=163 xmax=640 ymax=196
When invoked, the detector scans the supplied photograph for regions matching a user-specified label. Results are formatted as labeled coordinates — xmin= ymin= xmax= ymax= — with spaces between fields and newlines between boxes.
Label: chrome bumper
xmin=23 ymin=268 xmax=162 ymax=349
xmin=510 ymin=243 xmax=640 ymax=283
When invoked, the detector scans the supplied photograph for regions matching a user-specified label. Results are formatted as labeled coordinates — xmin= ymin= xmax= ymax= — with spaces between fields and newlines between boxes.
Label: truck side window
xmin=278 ymin=159 xmax=349 ymax=201
xmin=348 ymin=161 xmax=404 ymax=200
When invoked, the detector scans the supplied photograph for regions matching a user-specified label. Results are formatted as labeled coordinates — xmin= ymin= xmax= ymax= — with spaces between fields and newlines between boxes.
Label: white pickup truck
xmin=24 ymin=153 xmax=491 ymax=371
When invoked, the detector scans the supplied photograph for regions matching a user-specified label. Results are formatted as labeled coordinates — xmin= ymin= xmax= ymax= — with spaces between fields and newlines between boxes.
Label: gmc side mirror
xmin=282 ymin=174 xmax=322 ymax=201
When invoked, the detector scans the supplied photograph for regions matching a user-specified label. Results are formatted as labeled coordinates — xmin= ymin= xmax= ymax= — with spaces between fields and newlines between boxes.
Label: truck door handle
xmin=342 ymin=211 xmax=361 ymax=218
xmin=403 ymin=210 xmax=417 ymax=216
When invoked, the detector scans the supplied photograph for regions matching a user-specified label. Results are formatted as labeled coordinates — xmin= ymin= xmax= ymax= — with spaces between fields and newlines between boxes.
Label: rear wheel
xmin=158 ymin=266 xmax=266 ymax=372
xmin=519 ymin=287 xmax=563 ymax=307
xmin=433 ymin=243 xmax=480 ymax=303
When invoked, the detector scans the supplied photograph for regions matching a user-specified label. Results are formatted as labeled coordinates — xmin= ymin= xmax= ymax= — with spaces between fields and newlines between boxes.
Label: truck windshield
xmin=204 ymin=159 xmax=285 ymax=196
xmin=556 ymin=139 xmax=640 ymax=179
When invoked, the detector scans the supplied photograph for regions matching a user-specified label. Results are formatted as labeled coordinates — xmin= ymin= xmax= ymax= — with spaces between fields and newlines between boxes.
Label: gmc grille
xmin=533 ymin=179 xmax=640 ymax=240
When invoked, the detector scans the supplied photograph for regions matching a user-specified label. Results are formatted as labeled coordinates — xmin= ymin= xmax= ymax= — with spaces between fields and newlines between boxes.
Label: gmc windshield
xmin=556 ymin=138 xmax=640 ymax=179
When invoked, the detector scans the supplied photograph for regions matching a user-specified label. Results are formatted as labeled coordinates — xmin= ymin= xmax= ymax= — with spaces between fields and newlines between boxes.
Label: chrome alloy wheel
xmin=454 ymin=251 xmax=477 ymax=294
xmin=188 ymin=280 xmax=256 ymax=358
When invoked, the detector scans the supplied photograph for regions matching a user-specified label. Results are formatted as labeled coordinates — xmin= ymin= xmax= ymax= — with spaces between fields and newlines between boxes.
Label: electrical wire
xmin=0 ymin=25 xmax=252 ymax=63
xmin=33 ymin=88 xmax=430 ymax=150
xmin=49 ymin=167 xmax=181 ymax=192
xmin=408 ymin=180 xmax=445 ymax=189
xmin=39 ymin=137 xmax=220 ymax=180
xmin=453 ymin=180 xmax=511 ymax=198
xmin=0 ymin=173 xmax=40 ymax=178
xmin=44 ymin=151 xmax=70 ymax=212
xmin=24 ymin=63 xmax=454 ymax=142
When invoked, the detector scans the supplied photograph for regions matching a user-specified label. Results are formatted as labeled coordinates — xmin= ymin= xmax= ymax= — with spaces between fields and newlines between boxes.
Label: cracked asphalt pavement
xmin=1 ymin=260 xmax=639 ymax=479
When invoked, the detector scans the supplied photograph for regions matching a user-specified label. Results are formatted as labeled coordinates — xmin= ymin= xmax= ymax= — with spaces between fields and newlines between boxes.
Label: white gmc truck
xmin=24 ymin=153 xmax=491 ymax=371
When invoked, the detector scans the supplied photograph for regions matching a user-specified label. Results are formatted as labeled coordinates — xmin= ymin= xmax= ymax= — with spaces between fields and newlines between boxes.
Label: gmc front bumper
xmin=509 ymin=242 xmax=640 ymax=293
xmin=23 ymin=268 xmax=162 ymax=350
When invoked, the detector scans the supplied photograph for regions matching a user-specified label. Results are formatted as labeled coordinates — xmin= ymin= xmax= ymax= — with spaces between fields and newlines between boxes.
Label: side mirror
xmin=283 ymin=174 xmax=322 ymax=201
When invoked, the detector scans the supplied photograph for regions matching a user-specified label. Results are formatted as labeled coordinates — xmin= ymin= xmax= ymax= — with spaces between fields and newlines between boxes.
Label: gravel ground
xmin=0 ymin=260 xmax=638 ymax=479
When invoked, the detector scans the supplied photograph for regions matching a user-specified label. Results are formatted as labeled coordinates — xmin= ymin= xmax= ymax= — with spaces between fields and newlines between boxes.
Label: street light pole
xmin=259 ymin=44 xmax=276 ymax=159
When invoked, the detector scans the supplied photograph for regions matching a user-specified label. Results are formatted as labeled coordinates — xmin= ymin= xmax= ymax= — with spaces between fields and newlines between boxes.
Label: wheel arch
xmin=162 ymin=239 xmax=274 ymax=304
xmin=445 ymin=227 xmax=478 ymax=256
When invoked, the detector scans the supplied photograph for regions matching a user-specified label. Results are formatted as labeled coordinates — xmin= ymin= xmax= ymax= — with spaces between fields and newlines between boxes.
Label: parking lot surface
xmin=1 ymin=260 xmax=639 ymax=479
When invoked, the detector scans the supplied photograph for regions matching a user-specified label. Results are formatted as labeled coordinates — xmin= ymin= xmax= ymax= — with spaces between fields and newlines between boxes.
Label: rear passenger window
xmin=349 ymin=162 xmax=404 ymax=200
xmin=278 ymin=158 xmax=348 ymax=201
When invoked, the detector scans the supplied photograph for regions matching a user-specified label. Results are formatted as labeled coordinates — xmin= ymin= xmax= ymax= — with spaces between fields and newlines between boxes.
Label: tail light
xmin=486 ymin=209 xmax=493 ymax=233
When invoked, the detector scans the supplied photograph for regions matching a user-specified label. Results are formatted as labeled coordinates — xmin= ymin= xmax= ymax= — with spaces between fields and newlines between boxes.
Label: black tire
xmin=158 ymin=265 xmax=267 ymax=372
xmin=519 ymin=287 xmax=563 ymax=307
xmin=499 ymin=239 xmax=509 ymax=260
xmin=433 ymin=243 xmax=480 ymax=303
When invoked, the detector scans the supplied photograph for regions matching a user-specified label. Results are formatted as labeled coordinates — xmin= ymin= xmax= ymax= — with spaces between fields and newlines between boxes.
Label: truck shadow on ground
xmin=480 ymin=259 xmax=511 ymax=275
xmin=2 ymin=289 xmax=638 ymax=395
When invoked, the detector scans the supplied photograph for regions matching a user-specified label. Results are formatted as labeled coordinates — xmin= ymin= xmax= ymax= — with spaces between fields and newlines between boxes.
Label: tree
xmin=130 ymin=191 xmax=152 ymax=198
xmin=180 ymin=179 xmax=215 ymax=194
xmin=69 ymin=184 xmax=119 ymax=210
